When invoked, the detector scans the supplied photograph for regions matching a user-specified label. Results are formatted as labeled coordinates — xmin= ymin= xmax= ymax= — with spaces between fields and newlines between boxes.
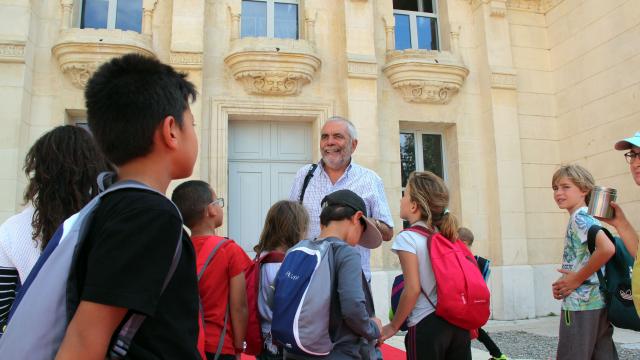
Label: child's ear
xmin=159 ymin=115 xmax=179 ymax=149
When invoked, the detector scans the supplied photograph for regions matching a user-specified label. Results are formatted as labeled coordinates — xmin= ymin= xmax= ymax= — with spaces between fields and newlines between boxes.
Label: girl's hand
xmin=379 ymin=324 xmax=398 ymax=342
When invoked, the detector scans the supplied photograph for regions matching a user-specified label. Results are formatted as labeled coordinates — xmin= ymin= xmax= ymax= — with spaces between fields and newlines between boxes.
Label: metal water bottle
xmin=588 ymin=186 xmax=617 ymax=218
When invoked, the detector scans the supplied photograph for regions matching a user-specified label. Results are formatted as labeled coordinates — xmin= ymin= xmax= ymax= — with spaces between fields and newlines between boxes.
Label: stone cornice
xmin=383 ymin=50 xmax=469 ymax=104
xmin=347 ymin=54 xmax=377 ymax=80
xmin=169 ymin=52 xmax=203 ymax=70
xmin=52 ymin=28 xmax=155 ymax=88
xmin=505 ymin=0 xmax=565 ymax=13
xmin=0 ymin=41 xmax=26 ymax=63
xmin=490 ymin=67 xmax=517 ymax=90
xmin=470 ymin=0 xmax=566 ymax=14
xmin=224 ymin=37 xmax=321 ymax=96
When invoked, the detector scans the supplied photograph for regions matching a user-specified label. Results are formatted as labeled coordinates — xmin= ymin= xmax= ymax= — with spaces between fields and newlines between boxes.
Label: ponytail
xmin=434 ymin=212 xmax=459 ymax=242
xmin=406 ymin=171 xmax=458 ymax=242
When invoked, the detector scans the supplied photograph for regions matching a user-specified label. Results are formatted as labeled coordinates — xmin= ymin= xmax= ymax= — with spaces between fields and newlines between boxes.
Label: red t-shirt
xmin=191 ymin=235 xmax=251 ymax=355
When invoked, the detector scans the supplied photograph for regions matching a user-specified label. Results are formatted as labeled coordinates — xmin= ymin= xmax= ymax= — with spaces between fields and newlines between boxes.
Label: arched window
xmin=393 ymin=0 xmax=439 ymax=50
xmin=241 ymin=0 xmax=299 ymax=39
xmin=81 ymin=0 xmax=143 ymax=32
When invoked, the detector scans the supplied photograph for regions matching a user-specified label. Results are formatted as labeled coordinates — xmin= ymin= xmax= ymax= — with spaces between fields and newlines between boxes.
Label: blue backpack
xmin=271 ymin=238 xmax=335 ymax=356
xmin=587 ymin=225 xmax=640 ymax=331
xmin=0 ymin=175 xmax=183 ymax=359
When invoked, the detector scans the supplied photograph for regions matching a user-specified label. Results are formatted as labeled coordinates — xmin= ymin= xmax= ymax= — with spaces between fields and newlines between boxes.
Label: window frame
xmin=242 ymin=0 xmax=299 ymax=39
xmin=79 ymin=0 xmax=142 ymax=31
xmin=393 ymin=0 xmax=440 ymax=50
xmin=399 ymin=130 xmax=447 ymax=186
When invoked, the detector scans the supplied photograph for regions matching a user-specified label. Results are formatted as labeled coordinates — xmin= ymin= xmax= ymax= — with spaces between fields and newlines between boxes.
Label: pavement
xmin=384 ymin=316 xmax=640 ymax=359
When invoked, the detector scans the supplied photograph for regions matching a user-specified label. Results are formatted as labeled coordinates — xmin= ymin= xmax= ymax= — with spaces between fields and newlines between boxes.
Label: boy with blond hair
xmin=551 ymin=164 xmax=617 ymax=360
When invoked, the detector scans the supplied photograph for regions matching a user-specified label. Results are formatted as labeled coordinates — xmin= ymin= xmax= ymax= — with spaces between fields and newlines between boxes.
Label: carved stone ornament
xmin=0 ymin=41 xmax=26 ymax=63
xmin=383 ymin=49 xmax=469 ymax=104
xmin=224 ymin=37 xmax=321 ymax=96
xmin=52 ymin=28 xmax=155 ymax=88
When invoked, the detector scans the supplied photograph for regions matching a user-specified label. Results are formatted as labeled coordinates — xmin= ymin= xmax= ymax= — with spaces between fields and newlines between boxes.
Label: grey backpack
xmin=0 ymin=176 xmax=183 ymax=359
xmin=271 ymin=238 xmax=336 ymax=356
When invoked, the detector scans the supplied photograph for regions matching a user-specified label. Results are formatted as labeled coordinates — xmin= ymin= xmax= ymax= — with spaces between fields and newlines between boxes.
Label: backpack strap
xmin=198 ymin=238 xmax=231 ymax=360
xmin=260 ymin=251 xmax=285 ymax=264
xmin=401 ymin=226 xmax=436 ymax=308
xmin=298 ymin=164 xmax=318 ymax=204
xmin=586 ymin=224 xmax=614 ymax=291
xmin=99 ymin=174 xmax=186 ymax=359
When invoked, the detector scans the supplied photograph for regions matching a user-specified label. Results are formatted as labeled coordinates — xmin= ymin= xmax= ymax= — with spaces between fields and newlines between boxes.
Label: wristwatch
xmin=235 ymin=341 xmax=247 ymax=353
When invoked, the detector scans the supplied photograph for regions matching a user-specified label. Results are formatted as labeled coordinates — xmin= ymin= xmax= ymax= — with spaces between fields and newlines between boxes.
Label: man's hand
xmin=596 ymin=202 xmax=627 ymax=228
xmin=374 ymin=219 xmax=394 ymax=242
xmin=596 ymin=202 xmax=638 ymax=258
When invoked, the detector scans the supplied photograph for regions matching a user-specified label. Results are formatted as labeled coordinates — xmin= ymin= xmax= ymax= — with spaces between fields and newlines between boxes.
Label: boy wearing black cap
xmin=287 ymin=189 xmax=383 ymax=359
xmin=599 ymin=132 xmax=640 ymax=258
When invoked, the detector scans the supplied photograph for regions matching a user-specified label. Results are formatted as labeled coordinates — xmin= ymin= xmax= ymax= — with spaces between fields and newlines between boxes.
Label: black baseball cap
xmin=321 ymin=189 xmax=383 ymax=249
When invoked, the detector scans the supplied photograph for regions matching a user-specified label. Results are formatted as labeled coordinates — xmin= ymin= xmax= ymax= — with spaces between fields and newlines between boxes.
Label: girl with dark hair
xmin=254 ymin=200 xmax=309 ymax=359
xmin=0 ymin=125 xmax=112 ymax=334
xmin=380 ymin=171 xmax=471 ymax=360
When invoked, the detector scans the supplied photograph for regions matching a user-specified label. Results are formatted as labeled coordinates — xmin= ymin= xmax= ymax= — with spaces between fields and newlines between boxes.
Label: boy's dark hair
xmin=171 ymin=180 xmax=212 ymax=229
xmin=458 ymin=227 xmax=474 ymax=245
xmin=24 ymin=125 xmax=114 ymax=250
xmin=320 ymin=205 xmax=359 ymax=227
xmin=85 ymin=54 xmax=197 ymax=166
xmin=254 ymin=200 xmax=309 ymax=254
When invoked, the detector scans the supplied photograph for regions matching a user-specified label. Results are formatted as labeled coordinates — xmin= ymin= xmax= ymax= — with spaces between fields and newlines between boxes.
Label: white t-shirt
xmin=0 ymin=206 xmax=41 ymax=281
xmin=258 ymin=261 xmax=280 ymax=333
xmin=391 ymin=221 xmax=437 ymax=327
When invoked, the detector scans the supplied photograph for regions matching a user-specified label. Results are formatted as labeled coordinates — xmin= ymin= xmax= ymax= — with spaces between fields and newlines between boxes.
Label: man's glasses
xmin=210 ymin=198 xmax=225 ymax=208
xmin=624 ymin=151 xmax=640 ymax=164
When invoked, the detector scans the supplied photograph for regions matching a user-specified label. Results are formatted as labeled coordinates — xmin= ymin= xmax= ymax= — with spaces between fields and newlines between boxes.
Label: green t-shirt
xmin=561 ymin=207 xmax=606 ymax=311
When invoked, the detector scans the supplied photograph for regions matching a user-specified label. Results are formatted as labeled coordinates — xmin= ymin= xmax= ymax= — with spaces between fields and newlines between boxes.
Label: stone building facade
xmin=1 ymin=0 xmax=639 ymax=320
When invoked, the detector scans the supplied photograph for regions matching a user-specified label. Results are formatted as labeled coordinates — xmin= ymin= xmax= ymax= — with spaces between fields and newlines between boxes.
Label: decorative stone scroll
xmin=224 ymin=37 xmax=320 ymax=96
xmin=0 ymin=41 xmax=26 ymax=63
xmin=52 ymin=28 xmax=155 ymax=88
xmin=383 ymin=49 xmax=469 ymax=104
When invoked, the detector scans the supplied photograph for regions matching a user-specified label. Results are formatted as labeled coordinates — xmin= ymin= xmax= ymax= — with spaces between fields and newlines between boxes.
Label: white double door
xmin=228 ymin=120 xmax=312 ymax=256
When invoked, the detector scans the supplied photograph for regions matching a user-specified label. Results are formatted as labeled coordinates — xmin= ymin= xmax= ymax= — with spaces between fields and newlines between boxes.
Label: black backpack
xmin=587 ymin=225 xmax=640 ymax=331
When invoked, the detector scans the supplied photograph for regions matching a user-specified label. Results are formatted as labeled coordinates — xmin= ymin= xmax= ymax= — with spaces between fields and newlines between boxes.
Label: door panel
xmin=271 ymin=122 xmax=312 ymax=161
xmin=229 ymin=121 xmax=270 ymax=160
xmin=228 ymin=162 xmax=270 ymax=255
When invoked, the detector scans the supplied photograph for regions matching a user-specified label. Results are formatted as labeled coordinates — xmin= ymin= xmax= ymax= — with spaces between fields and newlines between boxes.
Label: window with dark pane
xmin=400 ymin=133 xmax=416 ymax=188
xmin=81 ymin=0 xmax=142 ymax=32
xmin=422 ymin=134 xmax=443 ymax=178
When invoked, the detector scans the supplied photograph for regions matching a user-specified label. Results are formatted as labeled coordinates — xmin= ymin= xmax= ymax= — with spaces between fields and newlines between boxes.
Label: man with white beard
xmin=288 ymin=116 xmax=394 ymax=283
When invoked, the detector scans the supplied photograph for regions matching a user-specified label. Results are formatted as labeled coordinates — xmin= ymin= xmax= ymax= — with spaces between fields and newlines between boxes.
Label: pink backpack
xmin=405 ymin=225 xmax=490 ymax=330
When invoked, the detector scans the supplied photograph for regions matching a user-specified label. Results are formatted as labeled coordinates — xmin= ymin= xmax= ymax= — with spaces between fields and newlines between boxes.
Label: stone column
xmin=168 ymin=0 xmax=205 ymax=181
xmin=470 ymin=0 xmax=535 ymax=320
xmin=0 ymin=0 xmax=34 ymax=222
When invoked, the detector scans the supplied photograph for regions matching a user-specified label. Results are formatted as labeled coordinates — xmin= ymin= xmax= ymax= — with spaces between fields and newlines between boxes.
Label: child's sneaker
xmin=489 ymin=355 xmax=509 ymax=360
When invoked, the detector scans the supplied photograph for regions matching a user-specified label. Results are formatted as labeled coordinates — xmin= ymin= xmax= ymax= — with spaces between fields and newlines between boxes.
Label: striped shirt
xmin=288 ymin=161 xmax=394 ymax=281
xmin=0 ymin=206 xmax=41 ymax=334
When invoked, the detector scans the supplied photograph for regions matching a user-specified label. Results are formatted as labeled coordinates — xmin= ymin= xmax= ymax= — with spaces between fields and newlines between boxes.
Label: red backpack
xmin=405 ymin=226 xmax=490 ymax=330
xmin=244 ymin=251 xmax=285 ymax=355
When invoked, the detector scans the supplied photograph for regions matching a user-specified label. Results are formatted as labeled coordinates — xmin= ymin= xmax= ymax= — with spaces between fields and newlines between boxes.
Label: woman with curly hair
xmin=0 ymin=125 xmax=112 ymax=334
